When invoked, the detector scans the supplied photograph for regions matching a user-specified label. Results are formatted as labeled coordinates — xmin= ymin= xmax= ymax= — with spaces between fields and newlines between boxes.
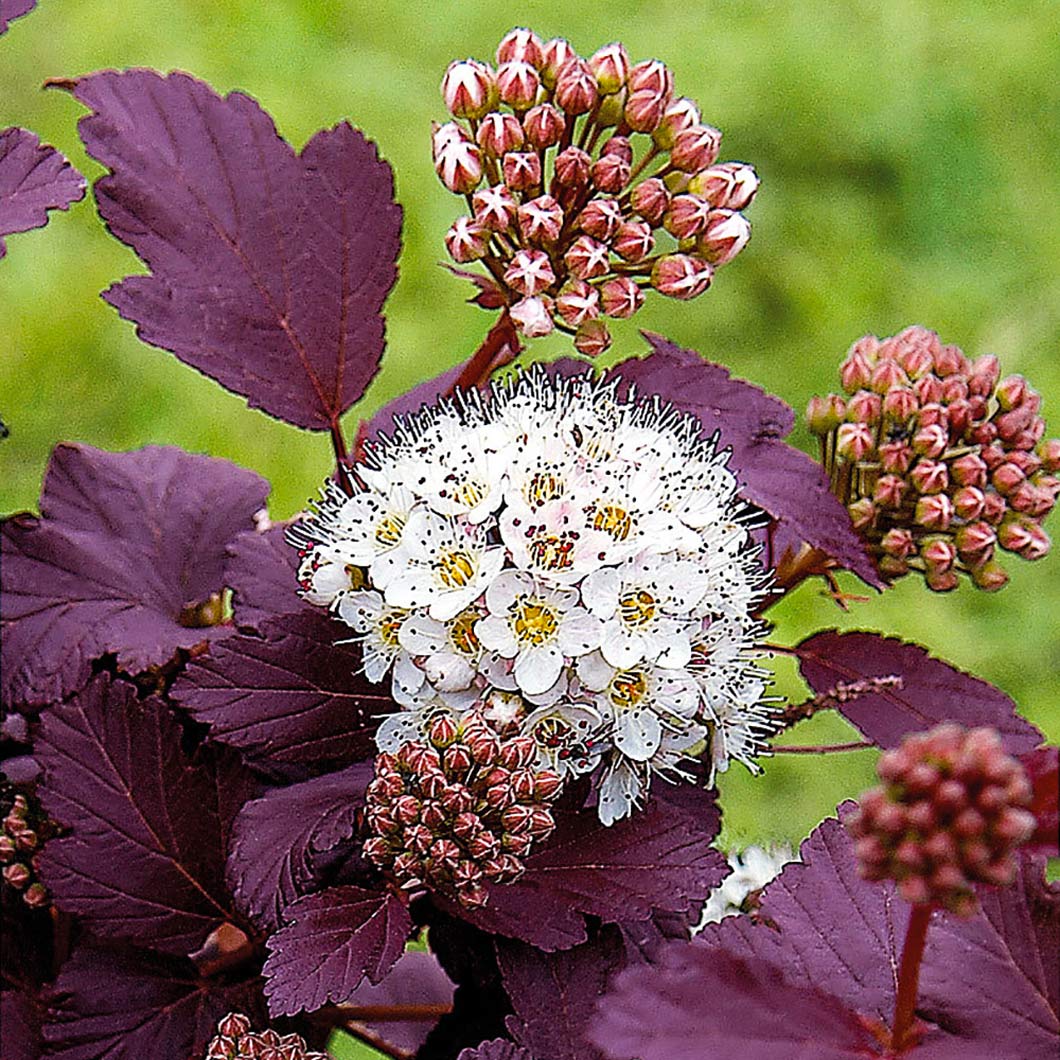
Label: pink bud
xmin=652 ymin=96 xmax=701 ymax=149
xmin=432 ymin=123 xmax=483 ymax=193
xmin=847 ymin=391 xmax=882 ymax=423
xmin=696 ymin=209 xmax=751 ymax=266
xmin=915 ymin=494 xmax=954 ymax=531
xmin=574 ymin=319 xmax=612 ymax=357
xmin=601 ymin=135 xmax=633 ymax=163
xmin=848 ymin=498 xmax=876 ymax=530
xmin=952 ymin=486 xmax=986 ymax=520
xmin=630 ymin=177 xmax=671 ymax=225
xmin=670 ymin=124 xmax=722 ymax=172
xmin=441 ymin=59 xmax=498 ymax=120
xmin=497 ymin=60 xmax=541 ymax=110
xmin=881 ymin=527 xmax=915 ymax=558
xmin=472 ymin=184 xmax=517 ymax=232
xmin=955 ymin=520 xmax=996 ymax=559
xmin=504 ymin=248 xmax=555 ymax=296
xmin=502 ymin=151 xmax=541 ymax=192
xmin=651 ymin=254 xmax=713 ymax=300
xmin=578 ymin=198 xmax=623 ymax=240
xmin=564 ymin=234 xmax=610 ymax=279
xmin=912 ymin=424 xmax=948 ymax=459
xmin=926 ymin=569 xmax=959 ymax=592
xmin=870 ymin=358 xmax=909 ymax=394
xmin=517 ymin=194 xmax=564 ymax=245
xmin=940 ymin=376 xmax=968 ymax=404
xmin=553 ymin=145 xmax=591 ymax=189
xmin=663 ymin=194 xmax=712 ymax=239
xmin=995 ymin=374 xmax=1027 ymax=411
xmin=1037 ymin=438 xmax=1060 ymax=472
xmin=445 ymin=217 xmax=489 ymax=263
xmin=628 ymin=59 xmax=674 ymax=97
xmin=882 ymin=386 xmax=918 ymax=421
xmin=946 ymin=398 xmax=972 ymax=437
xmin=878 ymin=555 xmax=910 ymax=580
xmin=540 ymin=38 xmax=577 ymax=87
xmin=806 ymin=394 xmax=844 ymax=434
xmin=913 ymin=374 xmax=943 ymax=405
xmin=879 ymin=441 xmax=914 ymax=474
xmin=951 ymin=453 xmax=988 ymax=488
xmin=554 ymin=58 xmax=598 ymax=115
xmin=476 ymin=112 xmax=524 ymax=156
xmin=3 ymin=862 xmax=29 ymax=888
xmin=920 ymin=536 xmax=956 ymax=573
xmin=555 ymin=280 xmax=600 ymax=326
xmin=523 ymin=102 xmax=565 ymax=149
xmin=1020 ymin=523 xmax=1051 ymax=561
xmin=589 ymin=42 xmax=631 ymax=93
xmin=497 ymin=27 xmax=545 ymax=68
xmin=510 ymin=295 xmax=555 ymax=337
xmin=935 ymin=343 xmax=969 ymax=377
xmin=590 ymin=153 xmax=631 ymax=193
xmin=624 ymin=88 xmax=668 ymax=133
xmin=612 ymin=220 xmax=655 ymax=262
xmin=840 ymin=351 xmax=874 ymax=394
xmin=917 ymin=403 xmax=948 ymax=430
xmin=992 ymin=462 xmax=1025 ymax=495
xmin=600 ymin=276 xmax=645 ymax=318
xmin=688 ymin=161 xmax=759 ymax=211
xmin=836 ymin=422 xmax=874 ymax=461
xmin=873 ymin=474 xmax=906 ymax=509
xmin=533 ymin=770 xmax=564 ymax=800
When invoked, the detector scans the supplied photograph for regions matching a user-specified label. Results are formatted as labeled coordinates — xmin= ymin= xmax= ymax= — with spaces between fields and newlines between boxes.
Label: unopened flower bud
xmin=995 ymin=374 xmax=1027 ymax=411
xmin=540 ymin=38 xmax=577 ymax=87
xmin=836 ymin=422 xmax=874 ymax=461
xmin=441 ymin=59 xmax=498 ymax=120
xmin=556 ymin=280 xmax=600 ymax=326
xmin=445 ymin=217 xmax=489 ymax=263
xmin=612 ymin=220 xmax=655 ymax=262
xmin=477 ymin=112 xmax=525 ymax=156
xmin=628 ymin=59 xmax=674 ymax=97
xmin=624 ymin=88 xmax=668 ymax=133
xmin=663 ymin=194 xmax=711 ymax=239
xmin=912 ymin=424 xmax=948 ymax=459
xmin=518 ymin=194 xmax=564 ymax=244
xmin=578 ymin=198 xmax=622 ymax=240
xmin=847 ymin=391 xmax=882 ymax=424
xmin=497 ymin=60 xmax=541 ymax=110
xmin=881 ymin=527 xmax=915 ymax=558
xmin=883 ymin=387 xmax=918 ymax=422
xmin=696 ymin=209 xmax=751 ymax=266
xmin=935 ymin=343 xmax=969 ymax=377
xmin=510 ymin=295 xmax=555 ymax=337
xmin=497 ymin=27 xmax=545 ymax=68
xmin=565 ymin=234 xmax=610 ymax=279
xmin=502 ymin=151 xmax=542 ymax=191
xmin=553 ymin=145 xmax=591 ymax=189
xmin=554 ymin=58 xmax=598 ymax=115
xmin=909 ymin=459 xmax=948 ymax=495
xmin=651 ymin=96 xmax=701 ymax=149
xmin=689 ymin=161 xmax=759 ymax=209
xmin=992 ymin=462 xmax=1025 ymax=496
xmin=650 ymin=254 xmax=713 ymax=300
xmin=869 ymin=358 xmax=909 ymax=395
xmin=879 ymin=441 xmax=914 ymax=474
xmin=1037 ymin=438 xmax=1060 ymax=472
xmin=472 ymin=184 xmax=518 ymax=232
xmin=806 ymin=394 xmax=845 ymax=434
xmin=840 ymin=351 xmax=874 ymax=394
xmin=504 ymin=248 xmax=555 ymax=295
xmin=3 ymin=863 xmax=29 ymax=888
xmin=574 ymin=319 xmax=612 ymax=357
xmin=590 ymin=152 xmax=631 ymax=193
xmin=847 ymin=498 xmax=876 ymax=530
xmin=630 ymin=177 xmax=670 ymax=225
xmin=522 ymin=103 xmax=565 ymax=149
xmin=670 ymin=124 xmax=722 ymax=172
xmin=589 ymin=42 xmax=630 ymax=93
xmin=433 ymin=123 xmax=483 ymax=193
xmin=953 ymin=486 xmax=987 ymax=521
xmin=915 ymin=493 xmax=954 ymax=531
xmin=951 ymin=452 xmax=988 ymax=488
xmin=600 ymin=276 xmax=645 ymax=318
xmin=873 ymin=475 xmax=906 ymax=509
xmin=970 ymin=560 xmax=1009 ymax=591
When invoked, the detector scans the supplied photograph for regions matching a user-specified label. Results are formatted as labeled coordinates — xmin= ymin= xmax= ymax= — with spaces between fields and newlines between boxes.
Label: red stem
xmin=330 ymin=417 xmax=354 ymax=495
xmin=891 ymin=903 xmax=933 ymax=1052
xmin=452 ymin=310 xmax=522 ymax=394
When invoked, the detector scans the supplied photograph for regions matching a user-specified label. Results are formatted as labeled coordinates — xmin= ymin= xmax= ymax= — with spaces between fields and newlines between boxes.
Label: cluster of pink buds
xmin=808 ymin=326 xmax=1059 ymax=591
xmin=204 ymin=1013 xmax=327 ymax=1060
xmin=435 ymin=27 xmax=758 ymax=353
xmin=0 ymin=784 xmax=50 ymax=909
xmin=363 ymin=711 xmax=563 ymax=907
xmin=847 ymin=723 xmax=1036 ymax=916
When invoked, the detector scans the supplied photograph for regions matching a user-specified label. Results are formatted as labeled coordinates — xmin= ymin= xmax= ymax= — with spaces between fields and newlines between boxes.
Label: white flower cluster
xmin=696 ymin=844 xmax=795 ymax=928
xmin=289 ymin=366 xmax=775 ymax=824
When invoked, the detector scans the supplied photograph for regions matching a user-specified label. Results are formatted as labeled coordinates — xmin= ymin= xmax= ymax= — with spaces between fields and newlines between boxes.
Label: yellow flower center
xmin=435 ymin=550 xmax=476 ymax=588
xmin=527 ymin=470 xmax=564 ymax=507
xmin=591 ymin=503 xmax=633 ymax=541
xmin=608 ymin=668 xmax=649 ymax=710
xmin=528 ymin=533 xmax=575 ymax=572
xmin=512 ymin=599 xmax=559 ymax=645
xmin=374 ymin=514 xmax=406 ymax=547
xmin=619 ymin=589 xmax=656 ymax=627
xmin=378 ymin=610 xmax=406 ymax=647
xmin=449 ymin=611 xmax=481 ymax=656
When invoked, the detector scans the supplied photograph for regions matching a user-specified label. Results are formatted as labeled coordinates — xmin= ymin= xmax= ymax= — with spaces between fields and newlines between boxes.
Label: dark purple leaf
xmin=345 ymin=950 xmax=455 ymax=1056
xmin=43 ymin=944 xmax=266 ymax=1060
xmin=795 ymin=630 xmax=1043 ymax=753
xmin=263 ymin=884 xmax=411 ymax=1016
xmin=1021 ymin=746 xmax=1059 ymax=855
xmin=497 ymin=928 xmax=626 ymax=1060
xmin=226 ymin=763 xmax=372 ymax=931
xmin=36 ymin=676 xmax=257 ymax=955
xmin=609 ymin=335 xmax=883 ymax=588
xmin=1 ymin=987 xmax=41 ymax=1060
xmin=1 ymin=443 xmax=268 ymax=708
xmin=457 ymin=1041 xmax=533 ymax=1060
xmin=590 ymin=943 xmax=883 ymax=1060
xmin=71 ymin=70 xmax=401 ymax=430
xmin=0 ymin=127 xmax=84 ymax=259
xmin=364 ymin=361 xmax=467 ymax=442
xmin=225 ymin=525 xmax=306 ymax=631
xmin=173 ymin=611 xmax=392 ymax=777
xmin=443 ymin=263 xmax=507 ymax=309
xmin=0 ymin=0 xmax=35 ymax=34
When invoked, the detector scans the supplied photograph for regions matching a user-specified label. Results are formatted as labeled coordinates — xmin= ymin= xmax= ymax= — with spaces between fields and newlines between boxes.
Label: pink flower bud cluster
xmin=808 ymin=326 xmax=1059 ymax=591
xmin=204 ymin=1013 xmax=328 ymax=1060
xmin=0 ymin=784 xmax=50 ymax=909
xmin=847 ymin=724 xmax=1036 ymax=917
xmin=363 ymin=711 xmax=563 ymax=907
xmin=436 ymin=27 xmax=758 ymax=354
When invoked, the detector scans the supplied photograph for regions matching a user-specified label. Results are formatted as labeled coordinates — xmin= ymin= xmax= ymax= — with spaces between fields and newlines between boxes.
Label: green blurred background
xmin=2 ymin=0 xmax=1058 ymax=852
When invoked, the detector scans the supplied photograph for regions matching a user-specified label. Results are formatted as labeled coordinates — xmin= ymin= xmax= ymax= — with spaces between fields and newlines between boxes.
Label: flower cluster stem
xmin=891 ymin=902 xmax=933 ymax=1053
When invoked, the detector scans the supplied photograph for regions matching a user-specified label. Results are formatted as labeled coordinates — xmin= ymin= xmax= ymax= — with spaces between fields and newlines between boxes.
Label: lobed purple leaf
xmin=226 ymin=763 xmax=372 ymax=932
xmin=263 ymin=884 xmax=412 ymax=1016
xmin=457 ymin=1041 xmax=534 ymax=1060
xmin=0 ymin=0 xmax=35 ymax=34
xmin=0 ymin=127 xmax=84 ymax=259
xmin=496 ymin=928 xmax=626 ymax=1060
xmin=224 ymin=524 xmax=306 ymax=631
xmin=43 ymin=944 xmax=267 ymax=1060
xmin=0 ymin=443 xmax=268 ymax=708
xmin=1 ymin=986 xmax=41 ymax=1060
xmin=173 ymin=611 xmax=392 ymax=777
xmin=71 ymin=69 xmax=402 ymax=430
xmin=36 ymin=676 xmax=257 ymax=955
xmin=795 ymin=630 xmax=1043 ymax=753
xmin=609 ymin=335 xmax=883 ymax=588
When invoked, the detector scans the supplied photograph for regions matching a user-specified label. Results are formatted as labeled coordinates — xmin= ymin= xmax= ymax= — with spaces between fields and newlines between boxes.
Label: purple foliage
xmin=0 ymin=127 xmax=84 ymax=258
xmin=43 ymin=945 xmax=267 ymax=1060
xmin=71 ymin=70 xmax=401 ymax=430
xmin=796 ymin=630 xmax=1043 ymax=753
xmin=226 ymin=763 xmax=372 ymax=931
xmin=1 ymin=986 xmax=41 ymax=1060
xmin=457 ymin=1041 xmax=534 ymax=1060
xmin=0 ymin=443 xmax=268 ymax=708
xmin=173 ymin=611 xmax=393 ymax=777
xmin=1021 ymin=746 xmax=1059 ymax=854
xmin=0 ymin=0 xmax=35 ymax=34
xmin=364 ymin=361 xmax=468 ymax=442
xmin=36 ymin=676 xmax=257 ymax=956
xmin=497 ymin=928 xmax=626 ymax=1060
xmin=262 ymin=885 xmax=412 ymax=1016
xmin=224 ymin=525 xmax=306 ymax=630
xmin=608 ymin=335 xmax=883 ymax=588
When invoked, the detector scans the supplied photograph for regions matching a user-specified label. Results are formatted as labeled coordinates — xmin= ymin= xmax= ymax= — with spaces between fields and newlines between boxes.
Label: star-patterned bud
xmin=510 ymin=295 xmax=555 ymax=337
xmin=651 ymin=254 xmax=713 ymax=300
xmin=630 ymin=177 xmax=670 ymax=225
xmin=502 ymin=150 xmax=542 ymax=191
xmin=540 ymin=37 xmax=577 ymax=87
xmin=523 ymin=103 xmax=565 ymax=149
xmin=203 ymin=1013 xmax=329 ymax=1060
xmin=445 ymin=217 xmax=490 ymax=262
xmin=497 ymin=27 xmax=545 ymax=67
xmin=553 ymin=145 xmax=592 ymax=188
xmin=433 ymin=122 xmax=483 ymax=193
xmin=554 ymin=58 xmax=599 ymax=115
xmin=504 ymin=248 xmax=555 ymax=295
xmin=847 ymin=724 xmax=1036 ymax=916
xmin=652 ymin=97 xmax=701 ymax=149
xmin=497 ymin=60 xmax=541 ymax=111
xmin=578 ymin=198 xmax=623 ymax=240
xmin=442 ymin=59 xmax=498 ymax=120
xmin=671 ymin=124 xmax=722 ymax=172
xmin=477 ymin=112 xmax=525 ymax=156
xmin=689 ymin=162 xmax=759 ymax=210
xmin=696 ymin=209 xmax=751 ymax=266
xmin=663 ymin=194 xmax=712 ymax=239
xmin=575 ymin=318 xmax=612 ymax=357
xmin=565 ymin=234 xmax=611 ymax=279
xmin=517 ymin=194 xmax=564 ymax=245
xmin=473 ymin=184 xmax=518 ymax=232
xmin=556 ymin=280 xmax=601 ymax=326
xmin=612 ymin=220 xmax=655 ymax=262
xmin=589 ymin=42 xmax=631 ymax=94
xmin=600 ymin=276 xmax=645 ymax=318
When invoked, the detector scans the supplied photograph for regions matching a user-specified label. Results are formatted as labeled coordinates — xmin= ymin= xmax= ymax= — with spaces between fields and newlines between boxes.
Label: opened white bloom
xmin=697 ymin=844 xmax=795 ymax=928
xmin=289 ymin=365 xmax=775 ymax=824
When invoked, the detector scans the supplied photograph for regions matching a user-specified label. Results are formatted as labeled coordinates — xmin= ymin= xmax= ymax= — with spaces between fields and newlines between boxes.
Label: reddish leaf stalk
xmin=453 ymin=310 xmax=522 ymax=395
xmin=891 ymin=903 xmax=933 ymax=1053
xmin=330 ymin=418 xmax=354 ymax=495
